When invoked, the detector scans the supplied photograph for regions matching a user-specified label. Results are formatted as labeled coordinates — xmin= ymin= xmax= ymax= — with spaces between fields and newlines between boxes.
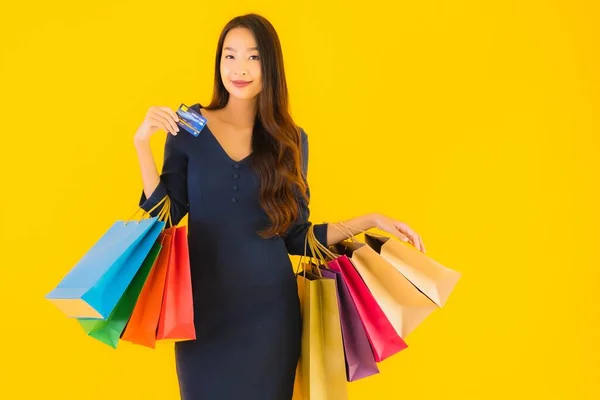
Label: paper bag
xmin=293 ymin=266 xmax=349 ymax=399
xmin=333 ymin=240 xmax=438 ymax=338
xmin=365 ymin=233 xmax=461 ymax=307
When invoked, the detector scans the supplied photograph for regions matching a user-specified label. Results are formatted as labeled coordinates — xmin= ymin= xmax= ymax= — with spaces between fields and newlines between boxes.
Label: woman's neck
xmin=222 ymin=97 xmax=257 ymax=128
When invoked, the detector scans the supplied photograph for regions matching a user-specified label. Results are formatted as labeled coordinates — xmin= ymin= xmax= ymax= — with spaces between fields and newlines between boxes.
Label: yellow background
xmin=1 ymin=0 xmax=599 ymax=398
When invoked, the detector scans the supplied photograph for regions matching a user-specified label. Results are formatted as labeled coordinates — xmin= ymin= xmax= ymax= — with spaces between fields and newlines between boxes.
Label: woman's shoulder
xmin=297 ymin=125 xmax=308 ymax=146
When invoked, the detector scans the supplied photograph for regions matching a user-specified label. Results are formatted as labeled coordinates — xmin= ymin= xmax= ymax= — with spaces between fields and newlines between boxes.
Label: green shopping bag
xmin=76 ymin=241 xmax=162 ymax=348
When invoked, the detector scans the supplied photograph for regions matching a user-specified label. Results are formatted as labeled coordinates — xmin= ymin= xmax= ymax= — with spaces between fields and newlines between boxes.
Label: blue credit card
xmin=176 ymin=104 xmax=207 ymax=137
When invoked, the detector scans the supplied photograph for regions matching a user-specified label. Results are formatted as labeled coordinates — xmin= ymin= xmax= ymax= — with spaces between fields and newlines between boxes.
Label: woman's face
xmin=220 ymin=27 xmax=262 ymax=100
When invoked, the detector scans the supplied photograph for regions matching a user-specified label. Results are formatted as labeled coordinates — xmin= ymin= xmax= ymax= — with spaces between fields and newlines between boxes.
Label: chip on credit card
xmin=176 ymin=103 xmax=207 ymax=137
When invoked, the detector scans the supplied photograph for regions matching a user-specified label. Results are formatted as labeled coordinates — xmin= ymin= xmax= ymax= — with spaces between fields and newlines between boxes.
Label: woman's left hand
xmin=372 ymin=213 xmax=426 ymax=253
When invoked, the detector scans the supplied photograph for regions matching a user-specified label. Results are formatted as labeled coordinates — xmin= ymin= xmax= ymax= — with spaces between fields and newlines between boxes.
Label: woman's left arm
xmin=282 ymin=128 xmax=426 ymax=255
xmin=326 ymin=213 xmax=427 ymax=253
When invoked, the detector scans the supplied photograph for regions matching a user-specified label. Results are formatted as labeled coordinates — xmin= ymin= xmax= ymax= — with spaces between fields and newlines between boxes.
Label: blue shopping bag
xmin=46 ymin=217 xmax=165 ymax=319
xmin=45 ymin=196 xmax=172 ymax=319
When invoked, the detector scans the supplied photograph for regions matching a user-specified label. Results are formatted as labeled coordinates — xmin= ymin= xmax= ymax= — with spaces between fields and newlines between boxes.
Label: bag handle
xmin=295 ymin=224 xmax=327 ymax=278
xmin=157 ymin=197 xmax=173 ymax=228
xmin=307 ymin=224 xmax=338 ymax=263
xmin=320 ymin=220 xmax=384 ymax=259
xmin=296 ymin=220 xmax=380 ymax=277
xmin=124 ymin=194 xmax=173 ymax=228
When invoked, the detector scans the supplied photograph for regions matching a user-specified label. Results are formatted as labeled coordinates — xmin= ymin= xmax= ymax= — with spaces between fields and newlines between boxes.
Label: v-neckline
xmin=197 ymin=106 xmax=253 ymax=164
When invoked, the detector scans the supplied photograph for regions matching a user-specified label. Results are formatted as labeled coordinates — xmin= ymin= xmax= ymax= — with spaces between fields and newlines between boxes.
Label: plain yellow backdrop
xmin=1 ymin=0 xmax=599 ymax=399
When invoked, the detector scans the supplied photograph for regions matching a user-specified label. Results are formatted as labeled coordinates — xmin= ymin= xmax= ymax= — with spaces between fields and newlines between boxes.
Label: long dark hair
xmin=204 ymin=13 xmax=308 ymax=239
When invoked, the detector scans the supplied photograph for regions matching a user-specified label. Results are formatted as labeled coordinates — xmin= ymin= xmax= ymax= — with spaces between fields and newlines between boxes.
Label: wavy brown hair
xmin=204 ymin=13 xmax=309 ymax=238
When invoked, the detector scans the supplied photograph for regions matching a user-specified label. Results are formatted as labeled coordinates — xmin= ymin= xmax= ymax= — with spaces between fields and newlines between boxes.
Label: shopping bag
xmin=120 ymin=226 xmax=176 ymax=348
xmin=156 ymin=225 xmax=196 ymax=341
xmin=304 ymin=223 xmax=407 ymax=362
xmin=45 ymin=218 xmax=164 ymax=319
xmin=45 ymin=196 xmax=169 ymax=319
xmin=327 ymin=255 xmax=407 ymax=362
xmin=318 ymin=266 xmax=379 ymax=382
xmin=364 ymin=232 xmax=461 ymax=307
xmin=333 ymin=239 xmax=438 ymax=338
xmin=293 ymin=264 xmax=349 ymax=400
xmin=77 ymin=241 xmax=162 ymax=348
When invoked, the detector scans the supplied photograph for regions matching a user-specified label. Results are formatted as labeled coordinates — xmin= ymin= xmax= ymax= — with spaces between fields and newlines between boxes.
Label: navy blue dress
xmin=139 ymin=103 xmax=329 ymax=400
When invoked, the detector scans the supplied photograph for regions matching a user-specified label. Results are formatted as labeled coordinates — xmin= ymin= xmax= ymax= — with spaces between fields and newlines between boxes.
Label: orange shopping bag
xmin=156 ymin=225 xmax=196 ymax=341
xmin=120 ymin=226 xmax=176 ymax=348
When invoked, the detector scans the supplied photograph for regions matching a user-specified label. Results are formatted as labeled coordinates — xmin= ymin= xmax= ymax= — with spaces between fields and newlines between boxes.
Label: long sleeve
xmin=139 ymin=132 xmax=189 ymax=226
xmin=281 ymin=128 xmax=328 ymax=256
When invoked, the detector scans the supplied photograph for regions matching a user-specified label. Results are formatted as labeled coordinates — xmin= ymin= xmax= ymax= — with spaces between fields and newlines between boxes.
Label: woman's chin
xmin=225 ymin=85 xmax=261 ymax=100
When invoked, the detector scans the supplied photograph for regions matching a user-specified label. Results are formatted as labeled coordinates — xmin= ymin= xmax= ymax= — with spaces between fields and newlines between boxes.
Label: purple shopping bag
xmin=319 ymin=266 xmax=380 ymax=381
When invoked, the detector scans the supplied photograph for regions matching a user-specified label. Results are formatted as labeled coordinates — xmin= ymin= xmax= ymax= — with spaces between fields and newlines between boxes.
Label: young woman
xmin=133 ymin=13 xmax=426 ymax=400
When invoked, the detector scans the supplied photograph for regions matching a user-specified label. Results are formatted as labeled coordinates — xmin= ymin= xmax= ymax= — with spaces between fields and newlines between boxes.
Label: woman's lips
xmin=232 ymin=80 xmax=252 ymax=88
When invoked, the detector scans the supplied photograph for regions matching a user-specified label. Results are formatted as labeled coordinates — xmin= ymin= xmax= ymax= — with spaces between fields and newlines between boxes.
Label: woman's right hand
xmin=134 ymin=106 xmax=180 ymax=142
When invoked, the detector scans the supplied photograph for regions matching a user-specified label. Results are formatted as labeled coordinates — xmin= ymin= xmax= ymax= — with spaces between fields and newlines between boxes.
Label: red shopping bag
xmin=156 ymin=225 xmax=196 ymax=341
xmin=328 ymin=255 xmax=408 ymax=362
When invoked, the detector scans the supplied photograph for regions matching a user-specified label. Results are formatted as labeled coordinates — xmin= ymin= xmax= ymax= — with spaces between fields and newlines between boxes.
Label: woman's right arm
xmin=133 ymin=106 xmax=189 ymax=226
xmin=134 ymin=139 xmax=161 ymax=200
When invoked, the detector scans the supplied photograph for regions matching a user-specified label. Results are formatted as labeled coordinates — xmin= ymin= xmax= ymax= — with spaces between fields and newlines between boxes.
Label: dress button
xmin=232 ymin=185 xmax=238 ymax=191
xmin=231 ymin=197 xmax=238 ymax=203
xmin=233 ymin=163 xmax=240 ymax=169
xmin=233 ymin=173 xmax=239 ymax=179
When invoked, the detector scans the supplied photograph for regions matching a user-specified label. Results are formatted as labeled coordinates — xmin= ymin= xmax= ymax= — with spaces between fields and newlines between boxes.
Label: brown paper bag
xmin=364 ymin=233 xmax=461 ymax=307
xmin=333 ymin=240 xmax=438 ymax=339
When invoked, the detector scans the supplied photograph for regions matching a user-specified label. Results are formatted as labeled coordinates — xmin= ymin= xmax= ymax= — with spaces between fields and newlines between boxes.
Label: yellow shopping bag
xmin=292 ymin=229 xmax=349 ymax=400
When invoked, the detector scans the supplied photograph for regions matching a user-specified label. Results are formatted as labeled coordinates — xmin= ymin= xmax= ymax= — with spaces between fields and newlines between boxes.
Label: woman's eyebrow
xmin=224 ymin=46 xmax=259 ymax=52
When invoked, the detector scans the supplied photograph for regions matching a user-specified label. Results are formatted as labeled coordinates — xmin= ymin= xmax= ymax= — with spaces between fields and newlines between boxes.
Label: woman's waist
xmin=185 ymin=227 xmax=295 ymax=282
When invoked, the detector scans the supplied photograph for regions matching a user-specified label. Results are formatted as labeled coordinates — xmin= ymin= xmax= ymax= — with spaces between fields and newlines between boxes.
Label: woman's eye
xmin=224 ymin=54 xmax=234 ymax=59
xmin=250 ymin=55 xmax=260 ymax=60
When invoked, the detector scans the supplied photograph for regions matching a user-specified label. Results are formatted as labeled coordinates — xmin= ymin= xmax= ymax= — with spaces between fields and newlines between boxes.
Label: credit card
xmin=176 ymin=103 xmax=207 ymax=137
